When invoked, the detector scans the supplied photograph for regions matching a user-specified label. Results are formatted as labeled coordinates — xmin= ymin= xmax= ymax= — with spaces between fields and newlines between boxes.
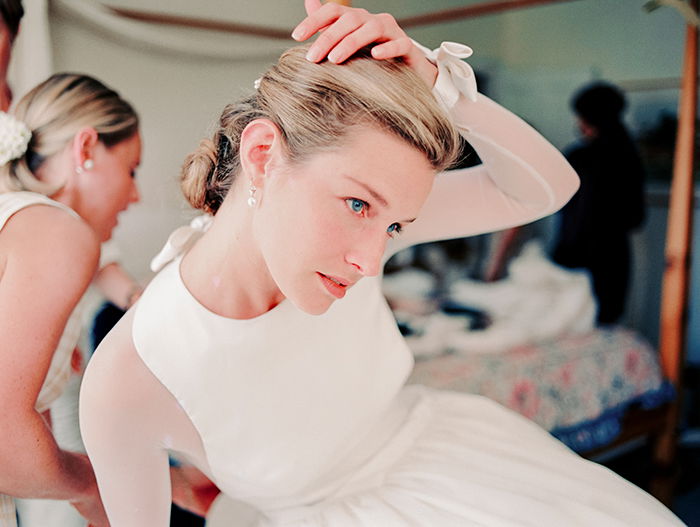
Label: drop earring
xmin=247 ymin=184 xmax=257 ymax=208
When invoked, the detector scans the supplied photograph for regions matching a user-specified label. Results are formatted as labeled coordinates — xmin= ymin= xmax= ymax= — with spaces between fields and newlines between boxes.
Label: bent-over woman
xmin=0 ymin=73 xmax=140 ymax=527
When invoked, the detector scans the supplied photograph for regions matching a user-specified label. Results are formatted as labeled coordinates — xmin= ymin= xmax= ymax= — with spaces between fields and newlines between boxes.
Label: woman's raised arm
xmin=388 ymin=91 xmax=579 ymax=255
xmin=292 ymin=1 xmax=579 ymax=255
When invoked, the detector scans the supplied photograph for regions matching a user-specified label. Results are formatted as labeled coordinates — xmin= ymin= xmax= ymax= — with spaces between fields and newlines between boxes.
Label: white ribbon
xmin=150 ymin=214 xmax=213 ymax=272
xmin=412 ymin=40 xmax=478 ymax=112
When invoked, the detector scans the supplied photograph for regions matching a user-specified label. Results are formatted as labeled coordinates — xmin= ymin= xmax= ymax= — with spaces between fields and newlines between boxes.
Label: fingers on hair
xmin=180 ymin=44 xmax=461 ymax=214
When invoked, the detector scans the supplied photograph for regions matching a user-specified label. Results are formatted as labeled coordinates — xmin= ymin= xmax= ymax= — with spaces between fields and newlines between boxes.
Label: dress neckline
xmin=173 ymin=255 xmax=292 ymax=325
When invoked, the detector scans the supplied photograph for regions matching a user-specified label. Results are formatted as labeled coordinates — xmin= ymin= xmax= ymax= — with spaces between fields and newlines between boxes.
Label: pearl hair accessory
xmin=247 ymin=184 xmax=257 ymax=208
xmin=0 ymin=111 xmax=31 ymax=166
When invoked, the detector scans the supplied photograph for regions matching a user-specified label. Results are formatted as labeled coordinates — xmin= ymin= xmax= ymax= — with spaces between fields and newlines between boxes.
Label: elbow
xmin=551 ymin=164 xmax=580 ymax=213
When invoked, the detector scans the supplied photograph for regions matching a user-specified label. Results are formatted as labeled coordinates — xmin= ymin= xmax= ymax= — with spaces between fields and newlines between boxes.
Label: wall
xmin=50 ymin=2 xmax=287 ymax=281
xmin=46 ymin=0 xmax=695 ymax=358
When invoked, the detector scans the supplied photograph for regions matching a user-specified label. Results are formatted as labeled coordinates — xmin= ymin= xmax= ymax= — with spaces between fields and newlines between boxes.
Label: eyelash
xmin=345 ymin=198 xmax=403 ymax=237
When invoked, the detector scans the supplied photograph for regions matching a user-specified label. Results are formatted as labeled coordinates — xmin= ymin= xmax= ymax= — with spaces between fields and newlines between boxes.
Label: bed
xmin=407 ymin=325 xmax=673 ymax=454
xmin=381 ymin=235 xmax=680 ymax=505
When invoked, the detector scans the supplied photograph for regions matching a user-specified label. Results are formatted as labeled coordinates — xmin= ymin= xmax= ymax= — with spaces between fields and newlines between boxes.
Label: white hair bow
xmin=150 ymin=214 xmax=213 ymax=272
xmin=412 ymin=40 xmax=478 ymax=112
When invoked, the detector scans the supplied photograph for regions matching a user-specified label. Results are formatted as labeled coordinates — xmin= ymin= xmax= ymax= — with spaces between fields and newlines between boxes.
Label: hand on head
xmin=292 ymin=0 xmax=437 ymax=88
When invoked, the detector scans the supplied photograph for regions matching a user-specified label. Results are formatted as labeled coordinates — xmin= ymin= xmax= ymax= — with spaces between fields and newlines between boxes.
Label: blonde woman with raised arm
xmin=0 ymin=73 xmax=141 ymax=527
xmin=81 ymin=2 xmax=683 ymax=526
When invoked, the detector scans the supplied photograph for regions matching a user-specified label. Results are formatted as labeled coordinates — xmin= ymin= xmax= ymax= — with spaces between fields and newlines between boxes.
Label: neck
xmin=180 ymin=189 xmax=283 ymax=319
xmin=36 ymin=147 xmax=77 ymax=210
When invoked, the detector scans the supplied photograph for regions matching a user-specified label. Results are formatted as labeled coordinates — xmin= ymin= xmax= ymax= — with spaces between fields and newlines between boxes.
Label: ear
xmin=70 ymin=126 xmax=99 ymax=168
xmin=238 ymin=119 xmax=284 ymax=189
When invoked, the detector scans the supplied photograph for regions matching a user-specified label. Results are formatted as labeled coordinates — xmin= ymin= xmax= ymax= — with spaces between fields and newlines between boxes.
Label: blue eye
xmin=346 ymin=198 xmax=366 ymax=214
xmin=387 ymin=223 xmax=402 ymax=235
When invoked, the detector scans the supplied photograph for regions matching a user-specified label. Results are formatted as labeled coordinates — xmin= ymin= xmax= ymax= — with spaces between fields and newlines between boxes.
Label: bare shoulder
xmin=0 ymin=204 xmax=102 ymax=410
xmin=0 ymin=203 xmax=100 ymax=284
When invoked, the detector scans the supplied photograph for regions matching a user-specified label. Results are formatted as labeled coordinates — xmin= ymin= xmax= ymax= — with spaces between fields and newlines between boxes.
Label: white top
xmin=133 ymin=226 xmax=682 ymax=526
xmin=135 ymin=264 xmax=412 ymax=509
xmin=0 ymin=191 xmax=82 ymax=413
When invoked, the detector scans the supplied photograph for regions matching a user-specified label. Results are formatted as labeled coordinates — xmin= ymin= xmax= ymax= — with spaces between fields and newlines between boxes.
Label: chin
xmin=100 ymin=229 xmax=113 ymax=243
xmin=291 ymin=296 xmax=335 ymax=316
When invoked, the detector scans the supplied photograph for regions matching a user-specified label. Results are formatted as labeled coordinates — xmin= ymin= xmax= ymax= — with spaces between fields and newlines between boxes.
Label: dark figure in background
xmin=553 ymin=82 xmax=646 ymax=325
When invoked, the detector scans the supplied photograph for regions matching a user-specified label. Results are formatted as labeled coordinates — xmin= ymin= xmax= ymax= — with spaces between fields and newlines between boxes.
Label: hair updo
xmin=0 ymin=73 xmax=139 ymax=194
xmin=181 ymin=45 xmax=461 ymax=215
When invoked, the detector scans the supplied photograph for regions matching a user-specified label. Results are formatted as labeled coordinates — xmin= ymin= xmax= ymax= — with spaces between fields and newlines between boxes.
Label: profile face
xmin=76 ymin=133 xmax=142 ymax=242
xmin=253 ymin=125 xmax=435 ymax=315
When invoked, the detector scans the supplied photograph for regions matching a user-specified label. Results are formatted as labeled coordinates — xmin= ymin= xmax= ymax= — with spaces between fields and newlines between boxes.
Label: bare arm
xmin=80 ymin=308 xmax=216 ymax=526
xmin=93 ymin=262 xmax=143 ymax=310
xmin=0 ymin=205 xmax=107 ymax=525
xmin=291 ymin=2 xmax=579 ymax=256
xmin=386 ymin=93 xmax=579 ymax=257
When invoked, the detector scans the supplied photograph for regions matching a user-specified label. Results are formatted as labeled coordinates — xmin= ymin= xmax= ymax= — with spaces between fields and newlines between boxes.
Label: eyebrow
xmin=345 ymin=175 xmax=388 ymax=207
xmin=344 ymin=175 xmax=417 ymax=224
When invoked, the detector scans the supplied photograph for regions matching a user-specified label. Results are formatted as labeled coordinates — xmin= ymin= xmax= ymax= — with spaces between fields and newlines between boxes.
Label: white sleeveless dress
xmin=0 ymin=192 xmax=85 ymax=527
xmin=129 ymin=41 xmax=681 ymax=526
xmin=132 ymin=245 xmax=682 ymax=526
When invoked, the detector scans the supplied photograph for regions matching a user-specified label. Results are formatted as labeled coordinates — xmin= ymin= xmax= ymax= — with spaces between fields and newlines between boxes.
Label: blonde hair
xmin=0 ymin=73 xmax=139 ymax=194
xmin=181 ymin=45 xmax=461 ymax=214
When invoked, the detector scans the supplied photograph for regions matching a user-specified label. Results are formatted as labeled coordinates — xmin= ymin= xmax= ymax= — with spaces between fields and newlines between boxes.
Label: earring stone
xmin=83 ymin=159 xmax=94 ymax=170
xmin=247 ymin=185 xmax=257 ymax=208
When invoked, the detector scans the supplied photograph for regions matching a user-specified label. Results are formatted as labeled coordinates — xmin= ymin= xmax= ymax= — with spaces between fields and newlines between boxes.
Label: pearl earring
xmin=75 ymin=159 xmax=94 ymax=175
xmin=247 ymin=185 xmax=257 ymax=208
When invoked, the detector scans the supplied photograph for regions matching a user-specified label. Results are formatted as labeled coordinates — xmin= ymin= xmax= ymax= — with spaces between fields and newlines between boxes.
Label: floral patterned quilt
xmin=407 ymin=327 xmax=674 ymax=452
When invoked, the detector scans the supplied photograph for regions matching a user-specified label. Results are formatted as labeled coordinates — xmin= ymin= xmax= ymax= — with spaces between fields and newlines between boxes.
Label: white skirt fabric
xmin=207 ymin=386 xmax=682 ymax=527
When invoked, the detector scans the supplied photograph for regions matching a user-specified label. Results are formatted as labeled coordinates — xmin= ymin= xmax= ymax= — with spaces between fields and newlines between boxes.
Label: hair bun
xmin=180 ymin=139 xmax=219 ymax=213
xmin=198 ymin=138 xmax=218 ymax=166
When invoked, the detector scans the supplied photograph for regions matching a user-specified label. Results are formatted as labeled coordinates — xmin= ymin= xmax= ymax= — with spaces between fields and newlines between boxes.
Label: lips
xmin=318 ymin=272 xmax=352 ymax=299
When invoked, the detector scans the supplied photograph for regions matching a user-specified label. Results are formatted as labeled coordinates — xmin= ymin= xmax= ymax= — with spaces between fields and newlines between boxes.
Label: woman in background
xmin=81 ymin=2 xmax=681 ymax=525
xmin=553 ymin=82 xmax=646 ymax=325
xmin=0 ymin=73 xmax=140 ymax=527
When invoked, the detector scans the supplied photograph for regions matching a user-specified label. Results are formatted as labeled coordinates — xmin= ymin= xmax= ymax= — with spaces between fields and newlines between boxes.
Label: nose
xmin=128 ymin=180 xmax=140 ymax=205
xmin=345 ymin=232 xmax=387 ymax=278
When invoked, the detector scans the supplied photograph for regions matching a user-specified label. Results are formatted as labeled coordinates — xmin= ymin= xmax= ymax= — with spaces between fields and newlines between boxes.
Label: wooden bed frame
xmin=597 ymin=0 xmax=697 ymax=506
xmin=473 ymin=1 xmax=698 ymax=506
